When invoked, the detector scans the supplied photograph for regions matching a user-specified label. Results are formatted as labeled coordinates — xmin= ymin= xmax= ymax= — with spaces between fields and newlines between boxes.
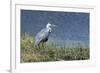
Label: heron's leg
xmin=40 ymin=43 xmax=43 ymax=49
xmin=43 ymin=42 xmax=46 ymax=49
xmin=41 ymin=43 xmax=46 ymax=55
xmin=38 ymin=44 xmax=41 ymax=50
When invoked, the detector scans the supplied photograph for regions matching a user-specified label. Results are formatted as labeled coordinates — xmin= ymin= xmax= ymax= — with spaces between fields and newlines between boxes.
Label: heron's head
xmin=46 ymin=22 xmax=56 ymax=28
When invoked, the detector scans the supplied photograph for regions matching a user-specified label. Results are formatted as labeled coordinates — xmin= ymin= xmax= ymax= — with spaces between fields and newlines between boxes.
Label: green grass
xmin=21 ymin=33 xmax=90 ymax=63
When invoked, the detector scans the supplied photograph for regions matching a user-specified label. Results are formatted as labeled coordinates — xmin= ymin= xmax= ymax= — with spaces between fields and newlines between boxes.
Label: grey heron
xmin=34 ymin=22 xmax=56 ymax=47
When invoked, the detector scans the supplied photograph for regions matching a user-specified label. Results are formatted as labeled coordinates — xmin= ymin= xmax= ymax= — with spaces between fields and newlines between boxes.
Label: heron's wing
xmin=35 ymin=28 xmax=50 ymax=44
xmin=36 ymin=28 xmax=49 ymax=40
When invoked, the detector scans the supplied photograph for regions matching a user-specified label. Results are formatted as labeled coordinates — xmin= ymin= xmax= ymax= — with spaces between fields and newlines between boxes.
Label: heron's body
xmin=34 ymin=23 xmax=56 ymax=47
xmin=34 ymin=28 xmax=51 ymax=46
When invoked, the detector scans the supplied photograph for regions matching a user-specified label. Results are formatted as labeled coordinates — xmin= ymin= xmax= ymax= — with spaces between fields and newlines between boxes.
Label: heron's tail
xmin=34 ymin=41 xmax=39 ymax=48
xmin=34 ymin=40 xmax=40 ymax=48
xmin=34 ymin=42 xmax=37 ymax=48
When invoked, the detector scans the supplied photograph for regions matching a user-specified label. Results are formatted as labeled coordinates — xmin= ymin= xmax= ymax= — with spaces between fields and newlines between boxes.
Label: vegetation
xmin=21 ymin=33 xmax=89 ymax=63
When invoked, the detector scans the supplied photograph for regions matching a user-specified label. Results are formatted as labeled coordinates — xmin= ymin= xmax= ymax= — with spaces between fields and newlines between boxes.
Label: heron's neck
xmin=46 ymin=27 xmax=51 ymax=32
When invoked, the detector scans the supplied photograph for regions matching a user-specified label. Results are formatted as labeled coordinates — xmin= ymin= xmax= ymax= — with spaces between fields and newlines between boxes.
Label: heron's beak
xmin=52 ymin=24 xmax=57 ymax=27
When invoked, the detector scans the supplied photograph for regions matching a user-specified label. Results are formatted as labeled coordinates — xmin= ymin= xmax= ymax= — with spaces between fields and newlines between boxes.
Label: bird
xmin=34 ymin=22 xmax=56 ymax=47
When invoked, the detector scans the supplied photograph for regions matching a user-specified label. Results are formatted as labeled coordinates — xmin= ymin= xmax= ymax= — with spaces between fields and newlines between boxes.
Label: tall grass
xmin=21 ymin=33 xmax=89 ymax=63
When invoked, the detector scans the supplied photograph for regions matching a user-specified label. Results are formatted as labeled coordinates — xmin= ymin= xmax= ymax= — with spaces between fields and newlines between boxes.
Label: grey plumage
xmin=34 ymin=22 xmax=56 ymax=47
